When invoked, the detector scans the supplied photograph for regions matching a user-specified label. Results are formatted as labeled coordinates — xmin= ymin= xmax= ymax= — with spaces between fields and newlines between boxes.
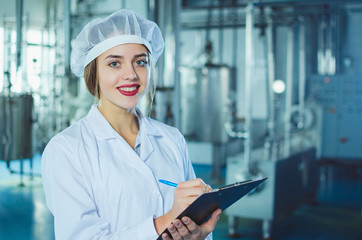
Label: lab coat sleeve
xmin=41 ymin=134 xmax=159 ymax=240
xmin=179 ymin=132 xmax=213 ymax=240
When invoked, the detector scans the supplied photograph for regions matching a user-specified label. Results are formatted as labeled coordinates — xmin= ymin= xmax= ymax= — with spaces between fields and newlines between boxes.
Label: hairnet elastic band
xmin=84 ymin=35 xmax=153 ymax=68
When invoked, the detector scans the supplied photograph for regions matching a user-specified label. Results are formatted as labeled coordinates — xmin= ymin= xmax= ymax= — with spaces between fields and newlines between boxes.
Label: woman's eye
xmin=135 ymin=59 xmax=148 ymax=66
xmin=109 ymin=61 xmax=120 ymax=68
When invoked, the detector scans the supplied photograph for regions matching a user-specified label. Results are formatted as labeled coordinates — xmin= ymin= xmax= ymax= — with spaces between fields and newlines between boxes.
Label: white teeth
xmin=119 ymin=86 xmax=137 ymax=92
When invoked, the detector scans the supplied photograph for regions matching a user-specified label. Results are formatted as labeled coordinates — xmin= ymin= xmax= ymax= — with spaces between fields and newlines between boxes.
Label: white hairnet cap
xmin=71 ymin=9 xmax=164 ymax=78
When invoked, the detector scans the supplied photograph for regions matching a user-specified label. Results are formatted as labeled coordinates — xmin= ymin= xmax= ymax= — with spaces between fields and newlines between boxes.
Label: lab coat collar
xmin=134 ymin=108 xmax=160 ymax=136
xmin=86 ymin=105 xmax=161 ymax=142
xmin=135 ymin=108 xmax=160 ymax=161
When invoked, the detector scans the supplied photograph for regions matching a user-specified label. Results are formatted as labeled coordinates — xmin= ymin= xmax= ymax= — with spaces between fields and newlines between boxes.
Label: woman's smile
xmin=117 ymin=84 xmax=141 ymax=96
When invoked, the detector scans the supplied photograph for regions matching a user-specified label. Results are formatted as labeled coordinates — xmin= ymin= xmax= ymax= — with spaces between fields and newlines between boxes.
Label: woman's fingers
xmin=175 ymin=178 xmax=212 ymax=201
xmin=174 ymin=219 xmax=192 ymax=239
xmin=201 ymin=208 xmax=222 ymax=233
xmin=161 ymin=232 xmax=169 ymax=239
xmin=178 ymin=178 xmax=211 ymax=192
xmin=165 ymin=223 xmax=179 ymax=239
xmin=162 ymin=210 xmax=221 ymax=240
xmin=166 ymin=221 xmax=188 ymax=240
xmin=181 ymin=216 xmax=200 ymax=235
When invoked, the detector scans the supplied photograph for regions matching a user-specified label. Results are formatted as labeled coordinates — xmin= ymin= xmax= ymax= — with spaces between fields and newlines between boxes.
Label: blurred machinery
xmin=0 ymin=0 xmax=66 ymax=185
xmin=226 ymin=102 xmax=322 ymax=239
xmin=310 ymin=75 xmax=362 ymax=159
xmin=0 ymin=2 xmax=360 ymax=233
xmin=177 ymin=0 xmax=242 ymax=181
xmin=226 ymin=146 xmax=319 ymax=239
xmin=221 ymin=2 xmax=325 ymax=239
xmin=178 ymin=1 xmax=343 ymax=238
xmin=180 ymin=65 xmax=235 ymax=143
xmin=0 ymin=0 xmax=34 ymax=186
xmin=0 ymin=94 xmax=33 ymax=185
xmin=180 ymin=64 xmax=236 ymax=180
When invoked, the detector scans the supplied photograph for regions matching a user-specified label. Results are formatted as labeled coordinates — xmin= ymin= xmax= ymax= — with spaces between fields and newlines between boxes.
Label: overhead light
xmin=272 ymin=79 xmax=286 ymax=94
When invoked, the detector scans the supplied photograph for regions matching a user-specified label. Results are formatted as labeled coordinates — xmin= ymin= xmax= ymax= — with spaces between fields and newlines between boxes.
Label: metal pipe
xmin=326 ymin=13 xmax=333 ymax=75
xmin=62 ymin=0 xmax=72 ymax=132
xmin=2 ymin=17 xmax=12 ymax=93
xmin=243 ymin=1 xmax=254 ymax=171
xmin=205 ymin=0 xmax=213 ymax=42
xmin=155 ymin=0 xmax=165 ymax=88
xmin=328 ymin=13 xmax=337 ymax=75
xmin=298 ymin=18 xmax=306 ymax=129
xmin=63 ymin=0 xmax=71 ymax=78
xmin=181 ymin=0 xmax=361 ymax=10
xmin=224 ymin=122 xmax=249 ymax=139
xmin=181 ymin=8 xmax=346 ymax=30
xmin=172 ymin=0 xmax=181 ymax=129
xmin=4 ymin=96 xmax=12 ymax=161
xmin=16 ymin=0 xmax=24 ymax=71
xmin=154 ymin=0 xmax=181 ymax=128
xmin=51 ymin=0 xmax=58 ymax=137
xmin=219 ymin=3 xmax=224 ymax=63
xmin=265 ymin=7 xmax=276 ymax=159
xmin=163 ymin=0 xmax=176 ymax=88
xmin=148 ymin=0 xmax=156 ymax=21
xmin=317 ymin=15 xmax=326 ymax=75
xmin=284 ymin=25 xmax=294 ymax=156
xmin=232 ymin=0 xmax=238 ymax=67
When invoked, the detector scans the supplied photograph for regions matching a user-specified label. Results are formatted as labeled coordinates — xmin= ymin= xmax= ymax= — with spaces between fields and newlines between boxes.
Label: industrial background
xmin=0 ymin=0 xmax=361 ymax=239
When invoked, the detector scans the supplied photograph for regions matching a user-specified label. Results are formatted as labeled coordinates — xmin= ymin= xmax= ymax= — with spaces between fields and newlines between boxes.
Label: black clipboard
xmin=156 ymin=177 xmax=267 ymax=240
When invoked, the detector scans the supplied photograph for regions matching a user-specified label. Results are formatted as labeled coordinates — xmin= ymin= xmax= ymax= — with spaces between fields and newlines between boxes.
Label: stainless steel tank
xmin=180 ymin=64 xmax=236 ymax=143
xmin=0 ymin=94 xmax=33 ymax=161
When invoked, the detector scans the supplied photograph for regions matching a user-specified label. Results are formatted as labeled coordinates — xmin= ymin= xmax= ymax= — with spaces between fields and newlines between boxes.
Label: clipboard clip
xmin=212 ymin=179 xmax=253 ymax=192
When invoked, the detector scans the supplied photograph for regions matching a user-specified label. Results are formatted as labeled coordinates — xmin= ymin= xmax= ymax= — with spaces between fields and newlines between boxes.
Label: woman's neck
xmin=97 ymin=101 xmax=139 ymax=142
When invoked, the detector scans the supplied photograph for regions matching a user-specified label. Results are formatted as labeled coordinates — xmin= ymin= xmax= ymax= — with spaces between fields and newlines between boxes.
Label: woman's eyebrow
xmin=104 ymin=55 xmax=123 ymax=60
xmin=134 ymin=53 xmax=148 ymax=58
xmin=103 ymin=53 xmax=147 ymax=60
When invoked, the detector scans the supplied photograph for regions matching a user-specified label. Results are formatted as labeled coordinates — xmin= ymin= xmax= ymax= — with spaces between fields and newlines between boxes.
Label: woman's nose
xmin=121 ymin=63 xmax=137 ymax=80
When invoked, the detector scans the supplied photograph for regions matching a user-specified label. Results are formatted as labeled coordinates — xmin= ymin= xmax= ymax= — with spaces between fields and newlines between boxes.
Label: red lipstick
xmin=117 ymin=84 xmax=140 ymax=96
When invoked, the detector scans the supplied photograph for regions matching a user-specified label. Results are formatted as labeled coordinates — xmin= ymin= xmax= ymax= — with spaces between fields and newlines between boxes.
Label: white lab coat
xmin=42 ymin=105 xmax=212 ymax=240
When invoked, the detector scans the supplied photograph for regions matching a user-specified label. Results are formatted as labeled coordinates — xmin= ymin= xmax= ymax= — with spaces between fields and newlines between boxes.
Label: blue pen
xmin=159 ymin=179 xmax=178 ymax=187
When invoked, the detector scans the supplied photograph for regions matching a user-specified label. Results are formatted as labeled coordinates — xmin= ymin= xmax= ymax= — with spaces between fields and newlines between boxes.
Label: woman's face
xmin=97 ymin=43 xmax=150 ymax=112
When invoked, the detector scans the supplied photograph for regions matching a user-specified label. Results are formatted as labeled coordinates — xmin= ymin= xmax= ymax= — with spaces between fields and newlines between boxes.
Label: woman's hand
xmin=168 ymin=178 xmax=212 ymax=219
xmin=161 ymin=208 xmax=222 ymax=240
xmin=154 ymin=178 xmax=216 ymax=239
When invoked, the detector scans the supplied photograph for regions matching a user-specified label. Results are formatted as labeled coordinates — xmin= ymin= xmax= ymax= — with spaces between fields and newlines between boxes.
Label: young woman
xmin=41 ymin=9 xmax=221 ymax=240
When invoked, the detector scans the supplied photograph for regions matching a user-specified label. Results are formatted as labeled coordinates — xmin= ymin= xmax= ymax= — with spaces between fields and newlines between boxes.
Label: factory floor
xmin=0 ymin=155 xmax=361 ymax=240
